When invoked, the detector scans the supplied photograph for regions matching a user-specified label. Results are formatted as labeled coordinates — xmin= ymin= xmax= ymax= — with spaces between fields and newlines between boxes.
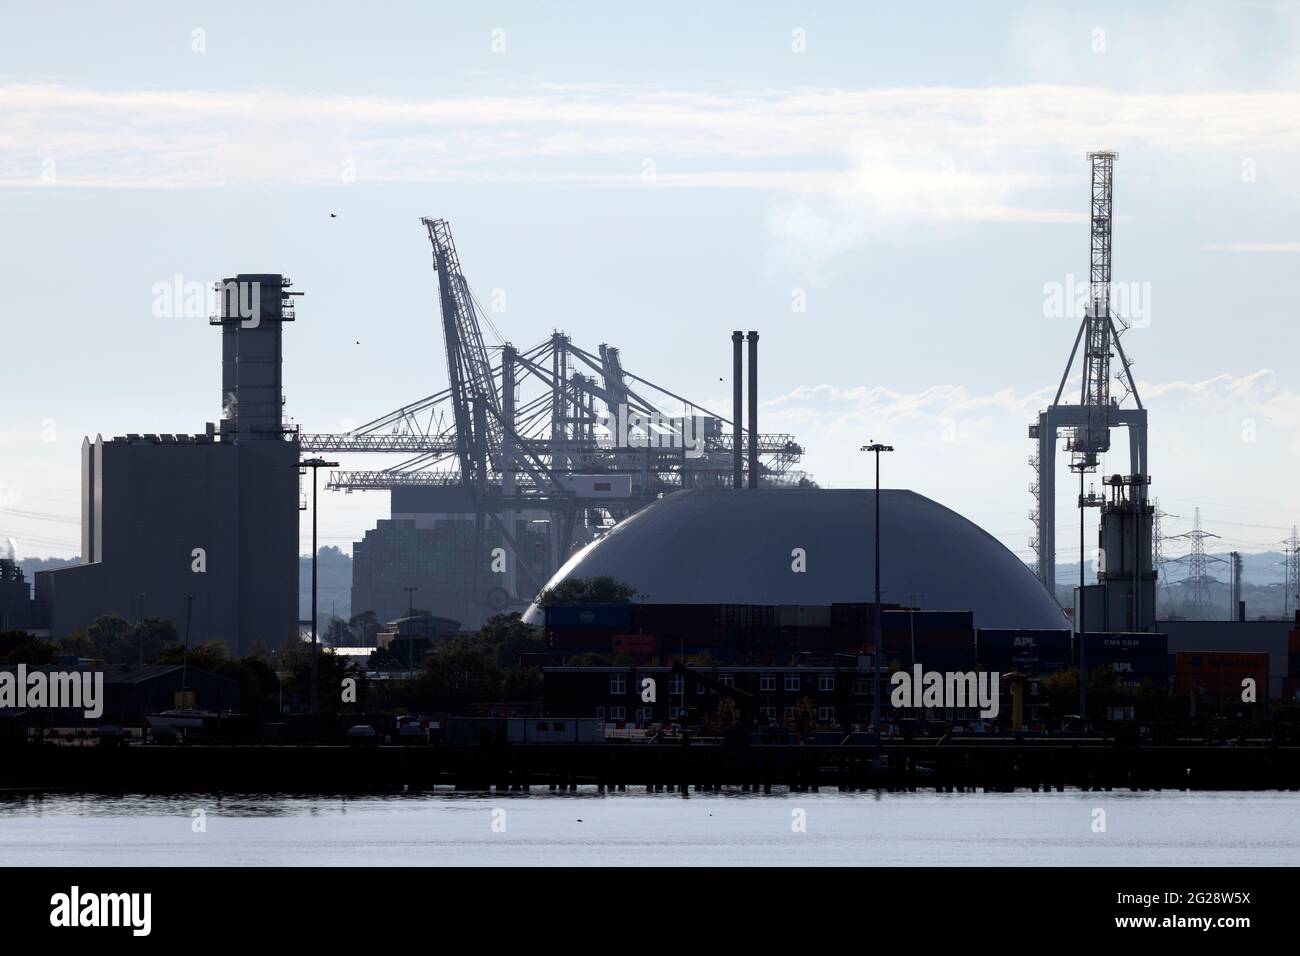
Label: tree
xmin=325 ymin=616 xmax=351 ymax=646
xmin=477 ymin=612 xmax=543 ymax=667
xmin=534 ymin=576 xmax=638 ymax=607
xmin=348 ymin=610 xmax=380 ymax=646
xmin=419 ymin=636 xmax=500 ymax=712
xmin=0 ymin=630 xmax=56 ymax=665
xmin=57 ymin=615 xmax=180 ymax=667
xmin=279 ymin=641 xmax=358 ymax=714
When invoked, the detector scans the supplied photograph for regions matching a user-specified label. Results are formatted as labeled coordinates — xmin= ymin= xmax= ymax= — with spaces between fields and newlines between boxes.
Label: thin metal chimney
xmin=747 ymin=331 xmax=759 ymax=489
xmin=732 ymin=331 xmax=743 ymax=489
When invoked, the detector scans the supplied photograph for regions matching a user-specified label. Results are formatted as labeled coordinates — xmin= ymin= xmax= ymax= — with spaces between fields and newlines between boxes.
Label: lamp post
xmin=404 ymin=585 xmax=419 ymax=676
xmin=860 ymin=441 xmax=893 ymax=746
xmin=298 ymin=457 xmax=338 ymax=715
xmin=1079 ymin=468 xmax=1086 ymax=722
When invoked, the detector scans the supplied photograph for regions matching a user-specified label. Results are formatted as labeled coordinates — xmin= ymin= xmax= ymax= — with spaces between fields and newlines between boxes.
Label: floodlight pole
xmin=298 ymin=457 xmax=338 ymax=715
xmin=861 ymin=441 xmax=894 ymax=747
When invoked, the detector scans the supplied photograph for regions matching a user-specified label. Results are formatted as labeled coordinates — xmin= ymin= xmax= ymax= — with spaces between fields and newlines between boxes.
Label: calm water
xmin=0 ymin=790 xmax=1294 ymax=866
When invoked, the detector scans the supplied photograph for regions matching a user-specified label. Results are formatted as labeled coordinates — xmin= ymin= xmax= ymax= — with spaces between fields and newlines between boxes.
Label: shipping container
xmin=545 ymin=604 xmax=634 ymax=630
xmin=1174 ymin=651 xmax=1269 ymax=699
xmin=505 ymin=717 xmax=604 ymax=745
xmin=611 ymin=633 xmax=657 ymax=658
xmin=977 ymin=629 xmax=1072 ymax=676
xmin=547 ymin=628 xmax=616 ymax=653
xmin=1081 ymin=632 xmax=1168 ymax=685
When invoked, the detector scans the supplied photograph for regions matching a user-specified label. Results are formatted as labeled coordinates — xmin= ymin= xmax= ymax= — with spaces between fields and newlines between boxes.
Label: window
xmin=760 ymin=674 xmax=776 ymax=691
xmin=719 ymin=674 xmax=734 ymax=687
xmin=818 ymin=706 xmax=835 ymax=723
xmin=637 ymin=707 xmax=652 ymax=724
xmin=697 ymin=682 xmax=708 ymax=695
xmin=760 ymin=706 xmax=776 ymax=721
xmin=783 ymin=706 xmax=796 ymax=721
xmin=784 ymin=674 xmax=801 ymax=691
xmin=535 ymin=721 xmax=549 ymax=732
xmin=610 ymin=674 xmax=626 ymax=695
xmin=610 ymin=706 xmax=626 ymax=721
xmin=669 ymin=674 xmax=684 ymax=695
xmin=669 ymin=706 xmax=683 ymax=719
xmin=854 ymin=679 xmax=869 ymax=696
xmin=819 ymin=674 xmax=835 ymax=692
xmin=595 ymin=707 xmax=605 ymax=720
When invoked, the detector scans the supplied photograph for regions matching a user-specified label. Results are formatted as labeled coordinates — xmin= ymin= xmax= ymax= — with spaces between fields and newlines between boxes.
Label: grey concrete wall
xmin=38 ymin=435 xmax=299 ymax=656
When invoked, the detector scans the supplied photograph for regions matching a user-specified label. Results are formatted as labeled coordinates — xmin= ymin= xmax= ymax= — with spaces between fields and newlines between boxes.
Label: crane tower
xmin=1030 ymin=151 xmax=1155 ymax=630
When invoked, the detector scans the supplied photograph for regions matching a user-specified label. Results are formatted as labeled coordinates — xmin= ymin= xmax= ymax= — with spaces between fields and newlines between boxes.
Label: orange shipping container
xmin=1174 ymin=651 xmax=1269 ymax=700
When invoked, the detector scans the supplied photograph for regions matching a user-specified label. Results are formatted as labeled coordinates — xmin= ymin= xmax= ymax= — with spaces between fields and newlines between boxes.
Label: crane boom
xmin=423 ymin=217 xmax=502 ymax=484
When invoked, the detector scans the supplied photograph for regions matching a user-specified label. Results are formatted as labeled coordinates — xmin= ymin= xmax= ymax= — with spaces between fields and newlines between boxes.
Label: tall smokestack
xmin=732 ymin=331 xmax=743 ymax=489
xmin=747 ymin=331 xmax=759 ymax=489
xmin=217 ymin=274 xmax=296 ymax=441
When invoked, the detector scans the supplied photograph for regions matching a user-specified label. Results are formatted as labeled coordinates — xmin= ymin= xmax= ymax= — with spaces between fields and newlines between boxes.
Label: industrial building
xmin=525 ymin=487 xmax=1069 ymax=631
xmin=536 ymin=599 xmax=1300 ymax=725
xmin=1158 ymin=618 xmax=1296 ymax=699
xmin=350 ymin=485 xmax=549 ymax=627
xmin=542 ymin=664 xmax=888 ymax=730
xmin=35 ymin=275 xmax=301 ymax=656
xmin=0 ymin=557 xmax=39 ymax=632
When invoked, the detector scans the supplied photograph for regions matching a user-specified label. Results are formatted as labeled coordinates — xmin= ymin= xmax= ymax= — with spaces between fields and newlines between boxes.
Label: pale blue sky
xmin=2 ymin=0 xmax=1298 ymax=566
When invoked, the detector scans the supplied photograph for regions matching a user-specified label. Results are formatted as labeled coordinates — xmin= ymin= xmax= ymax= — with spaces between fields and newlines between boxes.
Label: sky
xmin=1 ymin=0 xmax=1298 ymax=570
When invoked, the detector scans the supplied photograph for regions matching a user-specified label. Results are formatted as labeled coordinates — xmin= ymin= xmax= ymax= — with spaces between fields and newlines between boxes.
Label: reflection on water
xmin=0 ymin=790 xmax=1294 ymax=866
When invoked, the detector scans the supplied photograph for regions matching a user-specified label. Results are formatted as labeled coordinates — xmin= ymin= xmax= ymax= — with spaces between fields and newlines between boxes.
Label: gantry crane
xmin=1029 ymin=152 xmax=1153 ymax=630
xmin=297 ymin=217 xmax=810 ymax=613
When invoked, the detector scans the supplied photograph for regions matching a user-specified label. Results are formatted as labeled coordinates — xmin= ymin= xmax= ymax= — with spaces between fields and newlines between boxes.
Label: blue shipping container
xmin=545 ymin=604 xmax=635 ymax=630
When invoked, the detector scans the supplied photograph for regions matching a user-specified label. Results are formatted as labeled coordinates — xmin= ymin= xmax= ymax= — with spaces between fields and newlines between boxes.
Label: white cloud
xmin=1207 ymin=242 xmax=1300 ymax=253
xmin=3 ymin=81 xmax=1299 ymax=193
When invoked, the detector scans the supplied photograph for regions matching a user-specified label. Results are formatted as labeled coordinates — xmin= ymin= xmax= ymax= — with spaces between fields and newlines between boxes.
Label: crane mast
xmin=1076 ymin=150 xmax=1116 ymax=470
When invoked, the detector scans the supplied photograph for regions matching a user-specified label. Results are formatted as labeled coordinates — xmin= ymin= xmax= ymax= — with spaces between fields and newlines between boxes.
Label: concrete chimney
xmin=732 ymin=331 xmax=743 ymax=489
xmin=747 ymin=331 xmax=759 ymax=488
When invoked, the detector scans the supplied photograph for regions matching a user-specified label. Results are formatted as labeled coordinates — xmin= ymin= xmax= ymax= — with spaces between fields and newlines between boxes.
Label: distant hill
xmin=12 ymin=556 xmax=80 ymax=575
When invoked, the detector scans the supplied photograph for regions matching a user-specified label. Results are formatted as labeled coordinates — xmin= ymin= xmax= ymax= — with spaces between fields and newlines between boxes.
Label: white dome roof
xmin=525 ymin=488 xmax=1067 ymax=630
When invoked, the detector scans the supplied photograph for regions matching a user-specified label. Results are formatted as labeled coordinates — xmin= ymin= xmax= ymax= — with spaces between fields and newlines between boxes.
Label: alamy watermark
xmin=889 ymin=666 xmax=1000 ymax=718
xmin=1042 ymin=273 xmax=1151 ymax=328
xmin=596 ymin=404 xmax=706 ymax=458
xmin=0 ymin=665 xmax=103 ymax=719
xmin=50 ymin=886 xmax=151 ymax=936
xmin=151 ymin=275 xmax=262 ymax=327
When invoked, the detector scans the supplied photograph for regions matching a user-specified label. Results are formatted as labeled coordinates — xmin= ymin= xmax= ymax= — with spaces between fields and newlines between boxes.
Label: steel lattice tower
xmin=1078 ymin=151 xmax=1116 ymax=467
xmin=1028 ymin=449 xmax=1040 ymax=577
xmin=1153 ymin=497 xmax=1175 ymax=610
xmin=1170 ymin=508 xmax=1225 ymax=618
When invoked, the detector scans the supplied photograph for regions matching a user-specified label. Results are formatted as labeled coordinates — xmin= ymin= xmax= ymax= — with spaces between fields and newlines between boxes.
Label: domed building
xmin=525 ymin=488 xmax=1067 ymax=630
